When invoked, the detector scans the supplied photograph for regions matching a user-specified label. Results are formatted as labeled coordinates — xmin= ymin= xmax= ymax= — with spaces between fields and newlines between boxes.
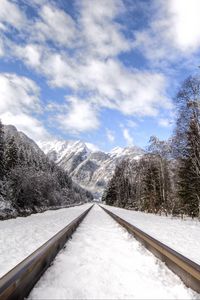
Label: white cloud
xmin=0 ymin=73 xmax=49 ymax=141
xmin=78 ymin=58 xmax=170 ymax=116
xmin=14 ymin=48 xmax=77 ymax=88
xmin=106 ymin=129 xmax=115 ymax=143
xmin=38 ymin=55 xmax=170 ymax=117
xmin=40 ymin=53 xmax=78 ymax=88
xmin=19 ymin=51 xmax=170 ymax=127
xmin=0 ymin=73 xmax=40 ymax=113
xmin=0 ymin=22 xmax=6 ymax=31
xmin=56 ymin=97 xmax=99 ymax=133
xmin=158 ymin=118 xmax=173 ymax=128
xmin=18 ymin=47 xmax=171 ymax=120
xmin=0 ymin=1 xmax=76 ymax=47
xmin=33 ymin=4 xmax=77 ymax=47
xmin=134 ymin=0 xmax=200 ymax=63
xmin=85 ymin=142 xmax=99 ymax=152
xmin=1 ymin=111 xmax=49 ymax=142
xmin=79 ymin=0 xmax=131 ymax=58
xmin=122 ymin=128 xmax=134 ymax=146
xmin=14 ymin=44 xmax=43 ymax=68
xmin=0 ymin=0 xmax=26 ymax=29
xmin=169 ymin=0 xmax=200 ymax=52
xmin=0 ymin=38 xmax=4 ymax=56
xmin=127 ymin=120 xmax=137 ymax=128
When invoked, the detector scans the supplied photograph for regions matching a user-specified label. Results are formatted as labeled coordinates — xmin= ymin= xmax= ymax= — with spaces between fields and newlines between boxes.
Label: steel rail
xmin=100 ymin=205 xmax=200 ymax=294
xmin=0 ymin=204 xmax=93 ymax=300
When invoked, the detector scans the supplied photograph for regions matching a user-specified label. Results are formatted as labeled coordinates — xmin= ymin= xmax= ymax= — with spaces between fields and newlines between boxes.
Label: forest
xmin=0 ymin=124 xmax=93 ymax=219
xmin=102 ymin=76 xmax=200 ymax=219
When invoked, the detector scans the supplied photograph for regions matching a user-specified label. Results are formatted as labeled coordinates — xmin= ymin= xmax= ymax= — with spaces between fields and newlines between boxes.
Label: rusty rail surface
xmin=100 ymin=205 xmax=200 ymax=294
xmin=0 ymin=205 xmax=93 ymax=300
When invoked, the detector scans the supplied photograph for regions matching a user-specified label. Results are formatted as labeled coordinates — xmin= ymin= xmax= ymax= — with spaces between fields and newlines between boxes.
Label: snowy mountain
xmin=4 ymin=125 xmax=47 ymax=163
xmin=39 ymin=139 xmax=144 ymax=198
xmin=0 ymin=125 xmax=93 ymax=219
xmin=38 ymin=140 xmax=91 ymax=174
xmin=110 ymin=146 xmax=143 ymax=160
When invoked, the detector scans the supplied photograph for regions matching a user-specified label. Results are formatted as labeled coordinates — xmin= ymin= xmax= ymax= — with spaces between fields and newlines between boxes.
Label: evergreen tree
xmin=5 ymin=137 xmax=18 ymax=172
xmin=103 ymin=154 xmax=172 ymax=215
xmin=178 ymin=115 xmax=200 ymax=217
xmin=148 ymin=136 xmax=172 ymax=213
xmin=173 ymin=76 xmax=200 ymax=218
xmin=104 ymin=177 xmax=118 ymax=206
xmin=141 ymin=155 xmax=161 ymax=213
xmin=18 ymin=148 xmax=26 ymax=166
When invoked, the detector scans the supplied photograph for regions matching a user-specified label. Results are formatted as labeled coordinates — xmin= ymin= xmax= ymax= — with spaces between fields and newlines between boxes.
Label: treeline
xmin=0 ymin=124 xmax=93 ymax=219
xmin=102 ymin=76 xmax=200 ymax=219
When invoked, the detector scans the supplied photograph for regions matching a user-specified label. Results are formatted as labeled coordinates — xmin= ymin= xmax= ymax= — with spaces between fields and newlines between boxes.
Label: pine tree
xmin=173 ymin=76 xmax=200 ymax=218
xmin=18 ymin=148 xmax=26 ymax=166
xmin=148 ymin=136 xmax=172 ymax=213
xmin=104 ymin=177 xmax=118 ymax=206
xmin=178 ymin=116 xmax=200 ymax=217
xmin=141 ymin=155 xmax=162 ymax=213
xmin=5 ymin=137 xmax=18 ymax=172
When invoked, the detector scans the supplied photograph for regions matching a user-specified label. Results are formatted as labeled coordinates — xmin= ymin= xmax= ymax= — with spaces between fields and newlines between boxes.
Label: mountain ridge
xmin=39 ymin=139 xmax=145 ymax=198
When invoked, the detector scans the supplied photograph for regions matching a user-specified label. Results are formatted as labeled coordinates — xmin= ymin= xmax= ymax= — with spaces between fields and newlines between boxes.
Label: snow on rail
xmin=0 ymin=203 xmax=92 ymax=278
xmin=29 ymin=205 xmax=197 ymax=299
xmin=102 ymin=204 xmax=200 ymax=265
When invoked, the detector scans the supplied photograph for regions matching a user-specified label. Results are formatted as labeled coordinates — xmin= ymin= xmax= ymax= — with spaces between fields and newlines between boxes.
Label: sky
xmin=1 ymin=0 xmax=200 ymax=152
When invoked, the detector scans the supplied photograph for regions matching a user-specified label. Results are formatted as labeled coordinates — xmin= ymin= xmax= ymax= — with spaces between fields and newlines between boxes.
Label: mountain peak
xmin=110 ymin=146 xmax=124 ymax=156
xmin=110 ymin=145 xmax=144 ymax=157
xmin=40 ymin=138 xmax=144 ymax=198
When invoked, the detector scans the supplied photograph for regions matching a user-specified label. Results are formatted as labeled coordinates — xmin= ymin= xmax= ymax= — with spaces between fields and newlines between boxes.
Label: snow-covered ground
xmin=102 ymin=204 xmax=200 ymax=265
xmin=29 ymin=205 xmax=197 ymax=299
xmin=0 ymin=203 xmax=92 ymax=278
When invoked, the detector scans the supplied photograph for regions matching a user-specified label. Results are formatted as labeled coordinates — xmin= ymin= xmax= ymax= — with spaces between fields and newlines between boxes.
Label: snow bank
xmin=29 ymin=205 xmax=197 ymax=299
xmin=102 ymin=204 xmax=200 ymax=264
xmin=0 ymin=203 xmax=92 ymax=277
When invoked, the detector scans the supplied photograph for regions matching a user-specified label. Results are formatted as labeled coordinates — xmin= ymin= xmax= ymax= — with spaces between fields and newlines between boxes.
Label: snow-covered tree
xmin=173 ymin=76 xmax=200 ymax=218
xmin=148 ymin=137 xmax=172 ymax=214
xmin=5 ymin=137 xmax=18 ymax=172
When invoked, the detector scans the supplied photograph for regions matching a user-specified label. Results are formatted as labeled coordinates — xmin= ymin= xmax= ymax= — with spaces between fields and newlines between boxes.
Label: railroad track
xmin=100 ymin=205 xmax=200 ymax=294
xmin=0 ymin=205 xmax=93 ymax=300
xmin=0 ymin=204 xmax=199 ymax=300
